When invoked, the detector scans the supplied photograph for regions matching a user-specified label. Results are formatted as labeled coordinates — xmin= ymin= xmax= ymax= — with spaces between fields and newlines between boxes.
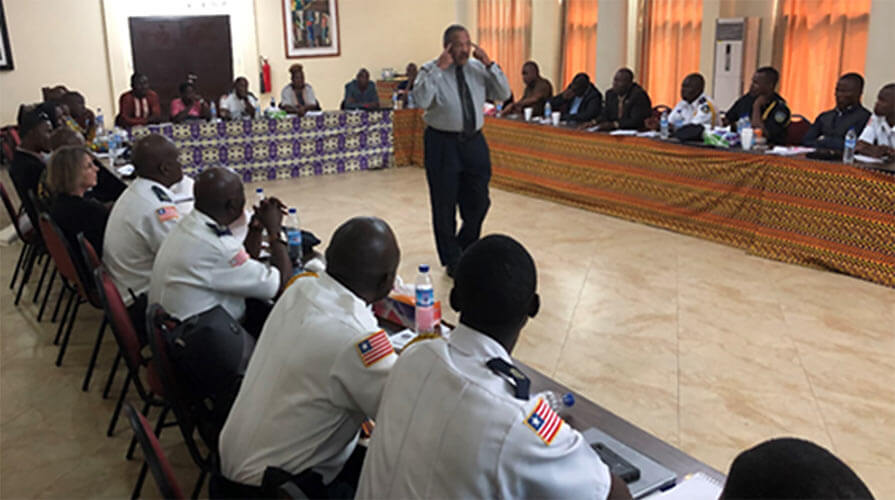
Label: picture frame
xmin=0 ymin=0 xmax=13 ymax=70
xmin=282 ymin=0 xmax=340 ymax=59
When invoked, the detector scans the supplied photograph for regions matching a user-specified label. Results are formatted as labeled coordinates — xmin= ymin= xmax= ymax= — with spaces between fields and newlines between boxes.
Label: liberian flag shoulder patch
xmin=356 ymin=330 xmax=394 ymax=367
xmin=525 ymin=397 xmax=563 ymax=445
xmin=156 ymin=205 xmax=179 ymax=222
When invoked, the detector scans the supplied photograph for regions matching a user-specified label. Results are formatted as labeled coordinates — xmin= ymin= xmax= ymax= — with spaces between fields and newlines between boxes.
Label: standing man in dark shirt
xmin=592 ymin=68 xmax=652 ymax=131
xmin=501 ymin=61 xmax=553 ymax=117
xmin=549 ymin=73 xmax=603 ymax=123
xmin=413 ymin=24 xmax=511 ymax=277
xmin=801 ymin=73 xmax=871 ymax=151
xmin=724 ymin=66 xmax=791 ymax=145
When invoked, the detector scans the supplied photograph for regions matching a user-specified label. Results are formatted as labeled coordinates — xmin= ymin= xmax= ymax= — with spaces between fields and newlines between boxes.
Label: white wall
xmin=0 ymin=0 xmax=113 ymax=125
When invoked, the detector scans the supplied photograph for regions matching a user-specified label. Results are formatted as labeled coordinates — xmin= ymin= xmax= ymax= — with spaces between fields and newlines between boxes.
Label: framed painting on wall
xmin=0 ymin=0 xmax=13 ymax=70
xmin=282 ymin=0 xmax=340 ymax=59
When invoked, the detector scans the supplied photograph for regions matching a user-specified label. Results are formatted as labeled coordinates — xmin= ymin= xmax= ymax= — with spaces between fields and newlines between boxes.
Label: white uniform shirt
xmin=858 ymin=114 xmax=895 ymax=148
xmin=356 ymin=324 xmax=612 ymax=499
xmin=219 ymin=92 xmax=259 ymax=120
xmin=280 ymin=83 xmax=319 ymax=109
xmin=668 ymin=93 xmax=717 ymax=129
xmin=219 ymin=272 xmax=396 ymax=486
xmin=148 ymin=209 xmax=280 ymax=321
xmin=103 ymin=178 xmax=184 ymax=304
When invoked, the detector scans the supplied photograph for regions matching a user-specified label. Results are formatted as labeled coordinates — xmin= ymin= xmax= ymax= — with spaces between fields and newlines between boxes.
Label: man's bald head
xmin=194 ymin=167 xmax=245 ymax=226
xmin=325 ymin=217 xmax=401 ymax=304
xmin=132 ymin=133 xmax=183 ymax=187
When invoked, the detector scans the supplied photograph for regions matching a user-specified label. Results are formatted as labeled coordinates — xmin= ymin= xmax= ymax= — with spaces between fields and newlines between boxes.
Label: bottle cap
xmin=288 ymin=208 xmax=297 ymax=214
xmin=256 ymin=188 xmax=263 ymax=193
xmin=562 ymin=392 xmax=575 ymax=407
xmin=419 ymin=264 xmax=429 ymax=273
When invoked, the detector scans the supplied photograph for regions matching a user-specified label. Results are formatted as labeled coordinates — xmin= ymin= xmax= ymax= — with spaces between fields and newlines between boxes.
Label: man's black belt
xmin=427 ymin=126 xmax=482 ymax=142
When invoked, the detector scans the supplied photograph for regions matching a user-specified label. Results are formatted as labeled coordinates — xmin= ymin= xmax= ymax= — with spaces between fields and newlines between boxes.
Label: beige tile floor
xmin=1 ymin=166 xmax=893 ymax=498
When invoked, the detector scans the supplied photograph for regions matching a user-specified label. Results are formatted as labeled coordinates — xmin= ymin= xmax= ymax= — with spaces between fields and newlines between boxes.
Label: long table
xmin=392 ymin=109 xmax=895 ymax=288
xmin=130 ymin=111 xmax=395 ymax=183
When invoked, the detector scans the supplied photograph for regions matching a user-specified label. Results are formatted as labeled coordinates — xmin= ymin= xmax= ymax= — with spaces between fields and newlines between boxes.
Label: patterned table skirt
xmin=393 ymin=109 xmax=895 ymax=287
xmin=130 ymin=111 xmax=395 ymax=183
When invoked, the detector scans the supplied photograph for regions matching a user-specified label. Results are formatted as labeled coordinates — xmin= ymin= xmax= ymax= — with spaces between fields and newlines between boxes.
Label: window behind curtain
xmin=477 ymin=0 xmax=532 ymax=100
xmin=779 ymin=0 xmax=871 ymax=120
xmin=561 ymin=0 xmax=598 ymax=89
xmin=639 ymin=0 xmax=702 ymax=108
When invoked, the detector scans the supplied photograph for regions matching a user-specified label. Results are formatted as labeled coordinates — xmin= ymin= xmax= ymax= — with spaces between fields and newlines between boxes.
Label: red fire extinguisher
xmin=259 ymin=57 xmax=272 ymax=94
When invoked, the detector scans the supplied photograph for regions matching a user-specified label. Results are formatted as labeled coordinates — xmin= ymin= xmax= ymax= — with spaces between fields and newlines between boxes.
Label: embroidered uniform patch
xmin=525 ymin=397 xmax=563 ymax=445
xmin=356 ymin=330 xmax=394 ymax=367
xmin=774 ymin=110 xmax=787 ymax=123
xmin=229 ymin=249 xmax=249 ymax=267
xmin=156 ymin=206 xmax=179 ymax=222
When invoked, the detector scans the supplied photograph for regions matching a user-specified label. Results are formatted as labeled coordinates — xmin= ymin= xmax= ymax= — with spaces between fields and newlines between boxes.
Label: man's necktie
xmin=456 ymin=65 xmax=476 ymax=137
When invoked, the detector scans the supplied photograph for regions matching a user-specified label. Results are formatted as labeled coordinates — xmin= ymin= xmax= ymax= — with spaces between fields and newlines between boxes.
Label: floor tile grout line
xmin=787 ymin=310 xmax=838 ymax=454
xmin=548 ymin=255 xmax=594 ymax=379
xmin=675 ymin=249 xmax=681 ymax=448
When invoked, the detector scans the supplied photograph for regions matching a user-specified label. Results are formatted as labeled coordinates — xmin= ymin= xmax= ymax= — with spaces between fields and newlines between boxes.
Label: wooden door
xmin=129 ymin=16 xmax=233 ymax=120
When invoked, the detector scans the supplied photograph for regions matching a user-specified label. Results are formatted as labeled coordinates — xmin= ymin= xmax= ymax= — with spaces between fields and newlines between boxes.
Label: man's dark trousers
xmin=424 ymin=127 xmax=491 ymax=269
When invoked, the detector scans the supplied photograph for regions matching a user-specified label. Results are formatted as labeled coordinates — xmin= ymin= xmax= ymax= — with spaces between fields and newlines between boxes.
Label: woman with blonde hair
xmin=46 ymin=145 xmax=110 ymax=257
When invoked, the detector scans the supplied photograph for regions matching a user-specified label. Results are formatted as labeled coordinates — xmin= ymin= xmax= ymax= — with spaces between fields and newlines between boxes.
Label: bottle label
xmin=287 ymin=228 xmax=302 ymax=246
xmin=416 ymin=287 xmax=434 ymax=307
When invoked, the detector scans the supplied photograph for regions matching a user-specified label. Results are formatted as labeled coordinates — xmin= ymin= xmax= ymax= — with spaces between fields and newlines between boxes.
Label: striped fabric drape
xmin=561 ymin=0 xmax=598 ymax=89
xmin=477 ymin=0 xmax=532 ymax=100
xmin=639 ymin=0 xmax=702 ymax=108
xmin=779 ymin=0 xmax=871 ymax=120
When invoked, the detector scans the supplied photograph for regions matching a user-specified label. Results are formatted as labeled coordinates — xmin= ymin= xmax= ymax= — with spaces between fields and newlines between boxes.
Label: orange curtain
xmin=639 ymin=0 xmax=702 ymax=108
xmin=561 ymin=0 xmax=599 ymax=89
xmin=477 ymin=0 xmax=532 ymax=100
xmin=779 ymin=0 xmax=871 ymax=119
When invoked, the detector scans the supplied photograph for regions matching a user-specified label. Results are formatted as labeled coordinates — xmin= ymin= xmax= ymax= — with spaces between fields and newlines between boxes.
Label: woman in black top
xmin=46 ymin=146 xmax=109 ymax=257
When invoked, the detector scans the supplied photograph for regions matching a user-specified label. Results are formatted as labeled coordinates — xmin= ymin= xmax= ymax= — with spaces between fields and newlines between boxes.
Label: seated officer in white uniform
xmin=646 ymin=73 xmax=716 ymax=136
xmin=103 ymin=134 xmax=185 ymax=333
xmin=856 ymin=83 xmax=895 ymax=160
xmin=215 ymin=217 xmax=401 ymax=499
xmin=357 ymin=235 xmax=633 ymax=500
xmin=148 ymin=166 xmax=292 ymax=333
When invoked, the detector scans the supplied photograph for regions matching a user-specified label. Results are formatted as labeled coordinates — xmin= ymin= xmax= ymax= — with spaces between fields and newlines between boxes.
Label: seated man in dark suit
xmin=802 ymin=73 xmax=871 ymax=151
xmin=549 ymin=73 xmax=603 ymax=123
xmin=724 ymin=66 xmax=791 ymax=145
xmin=343 ymin=68 xmax=379 ymax=111
xmin=591 ymin=68 xmax=652 ymax=131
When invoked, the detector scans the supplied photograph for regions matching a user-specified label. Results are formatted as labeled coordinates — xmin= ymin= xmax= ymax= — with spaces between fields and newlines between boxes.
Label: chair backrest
xmin=0 ymin=182 xmax=27 ymax=240
xmin=146 ymin=303 xmax=218 ymax=470
xmin=125 ymin=402 xmax=186 ymax=500
xmin=0 ymin=125 xmax=20 ymax=164
xmin=38 ymin=213 xmax=84 ymax=290
xmin=787 ymin=113 xmax=812 ymax=146
xmin=93 ymin=267 xmax=160 ymax=399
xmin=77 ymin=232 xmax=102 ymax=275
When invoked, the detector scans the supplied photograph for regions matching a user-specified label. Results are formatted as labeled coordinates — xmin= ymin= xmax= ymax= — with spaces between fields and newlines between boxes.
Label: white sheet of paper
xmin=855 ymin=154 xmax=884 ymax=164
xmin=609 ymin=129 xmax=638 ymax=136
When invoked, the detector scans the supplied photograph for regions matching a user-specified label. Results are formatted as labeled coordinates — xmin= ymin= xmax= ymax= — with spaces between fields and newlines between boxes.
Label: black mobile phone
xmin=591 ymin=442 xmax=641 ymax=483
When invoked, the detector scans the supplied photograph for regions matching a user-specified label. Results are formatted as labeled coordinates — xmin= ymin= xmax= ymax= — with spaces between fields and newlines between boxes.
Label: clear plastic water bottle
xmin=254 ymin=187 xmax=265 ymax=207
xmin=254 ymin=103 xmax=262 ymax=119
xmin=406 ymin=91 xmax=415 ymax=109
xmin=392 ymin=92 xmax=399 ymax=110
xmin=266 ymin=98 xmax=277 ymax=118
xmin=95 ymin=108 xmax=105 ymax=136
xmin=843 ymin=128 xmax=857 ymax=165
xmin=210 ymin=102 xmax=217 ymax=121
xmin=660 ymin=110 xmax=669 ymax=139
xmin=543 ymin=391 xmax=575 ymax=417
xmin=415 ymin=265 xmax=437 ymax=335
xmin=108 ymin=131 xmax=121 ymax=165
xmin=544 ymin=100 xmax=552 ymax=119
xmin=285 ymin=208 xmax=303 ymax=270
xmin=496 ymin=102 xmax=503 ymax=115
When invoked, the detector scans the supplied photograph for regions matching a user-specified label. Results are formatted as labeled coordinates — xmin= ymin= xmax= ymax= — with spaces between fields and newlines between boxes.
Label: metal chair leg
xmin=54 ymin=289 xmax=75 ymax=344
xmin=32 ymin=254 xmax=50 ymax=303
xmin=191 ymin=469 xmax=208 ymax=499
xmin=82 ymin=316 xmax=109 ymax=391
xmin=107 ymin=373 xmax=132 ymax=437
xmin=14 ymin=246 xmax=38 ymax=306
xmin=131 ymin=462 xmax=148 ymax=500
xmin=37 ymin=268 xmax=57 ymax=321
xmin=51 ymin=282 xmax=67 ymax=323
xmin=127 ymin=400 xmax=153 ymax=460
xmin=103 ymin=350 xmax=122 ymax=399
xmin=55 ymin=299 xmax=81 ymax=366
xmin=9 ymin=242 xmax=29 ymax=289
